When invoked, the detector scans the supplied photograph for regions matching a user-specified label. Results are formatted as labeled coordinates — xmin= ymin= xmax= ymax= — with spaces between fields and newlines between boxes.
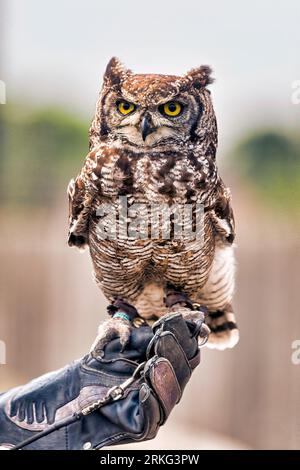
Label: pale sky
xmin=1 ymin=0 xmax=300 ymax=153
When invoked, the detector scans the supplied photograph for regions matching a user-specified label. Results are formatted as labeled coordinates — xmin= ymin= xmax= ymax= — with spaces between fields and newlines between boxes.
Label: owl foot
xmin=90 ymin=299 xmax=139 ymax=354
xmin=205 ymin=307 xmax=239 ymax=350
xmin=170 ymin=306 xmax=211 ymax=341
xmin=90 ymin=317 xmax=132 ymax=354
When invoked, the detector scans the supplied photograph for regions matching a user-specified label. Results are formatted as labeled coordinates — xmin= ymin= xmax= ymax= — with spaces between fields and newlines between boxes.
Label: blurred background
xmin=0 ymin=0 xmax=300 ymax=450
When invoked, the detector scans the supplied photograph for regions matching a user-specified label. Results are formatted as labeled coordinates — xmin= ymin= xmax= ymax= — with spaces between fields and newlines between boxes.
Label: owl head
xmin=89 ymin=57 xmax=217 ymax=151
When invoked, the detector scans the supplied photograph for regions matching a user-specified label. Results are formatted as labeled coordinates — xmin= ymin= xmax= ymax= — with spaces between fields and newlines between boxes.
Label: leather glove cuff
xmin=144 ymin=313 xmax=201 ymax=423
xmin=0 ymin=313 xmax=204 ymax=449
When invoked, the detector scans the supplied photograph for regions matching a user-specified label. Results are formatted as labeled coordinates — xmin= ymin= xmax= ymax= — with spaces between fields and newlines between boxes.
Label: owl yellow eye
xmin=117 ymin=101 xmax=136 ymax=115
xmin=160 ymin=101 xmax=182 ymax=117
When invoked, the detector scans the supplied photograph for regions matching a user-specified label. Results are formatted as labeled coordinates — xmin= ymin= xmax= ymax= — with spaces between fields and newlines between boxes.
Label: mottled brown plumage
xmin=68 ymin=58 xmax=239 ymax=350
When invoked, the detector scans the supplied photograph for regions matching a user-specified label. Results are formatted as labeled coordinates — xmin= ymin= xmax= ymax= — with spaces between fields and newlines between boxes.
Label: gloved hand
xmin=0 ymin=312 xmax=206 ymax=450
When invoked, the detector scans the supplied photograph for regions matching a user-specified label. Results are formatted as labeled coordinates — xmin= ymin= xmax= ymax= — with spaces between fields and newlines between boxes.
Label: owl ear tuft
xmin=103 ymin=57 xmax=132 ymax=87
xmin=184 ymin=65 xmax=214 ymax=89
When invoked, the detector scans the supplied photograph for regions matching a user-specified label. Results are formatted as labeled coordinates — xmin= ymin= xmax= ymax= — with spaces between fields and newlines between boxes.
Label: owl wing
xmin=211 ymin=182 xmax=235 ymax=244
xmin=67 ymin=151 xmax=98 ymax=250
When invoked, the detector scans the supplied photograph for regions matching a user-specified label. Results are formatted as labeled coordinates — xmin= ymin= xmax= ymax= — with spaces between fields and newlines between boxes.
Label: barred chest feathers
xmin=87 ymin=143 xmax=219 ymax=205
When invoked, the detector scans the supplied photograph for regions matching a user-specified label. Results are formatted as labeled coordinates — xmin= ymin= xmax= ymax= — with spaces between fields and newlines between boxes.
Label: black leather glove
xmin=0 ymin=312 xmax=205 ymax=450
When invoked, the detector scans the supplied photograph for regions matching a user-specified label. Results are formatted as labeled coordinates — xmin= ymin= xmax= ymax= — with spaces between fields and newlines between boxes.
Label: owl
xmin=68 ymin=57 xmax=239 ymax=352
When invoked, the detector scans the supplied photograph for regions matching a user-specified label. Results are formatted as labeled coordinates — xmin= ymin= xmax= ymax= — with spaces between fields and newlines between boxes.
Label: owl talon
xmin=90 ymin=318 xmax=132 ymax=354
xmin=198 ymin=322 xmax=211 ymax=338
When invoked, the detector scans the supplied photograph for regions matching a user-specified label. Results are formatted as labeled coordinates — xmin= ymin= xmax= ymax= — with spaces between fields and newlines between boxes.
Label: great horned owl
xmin=68 ymin=57 xmax=239 ymax=351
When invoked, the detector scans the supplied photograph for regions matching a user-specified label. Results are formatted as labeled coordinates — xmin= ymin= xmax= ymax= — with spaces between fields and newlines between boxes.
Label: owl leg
xmin=90 ymin=299 xmax=140 ymax=354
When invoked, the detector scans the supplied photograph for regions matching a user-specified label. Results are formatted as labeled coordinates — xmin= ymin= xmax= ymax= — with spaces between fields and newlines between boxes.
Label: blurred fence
xmin=0 ymin=188 xmax=300 ymax=449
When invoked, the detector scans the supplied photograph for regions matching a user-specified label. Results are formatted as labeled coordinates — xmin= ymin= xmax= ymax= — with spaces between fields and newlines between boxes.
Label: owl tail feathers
xmin=205 ymin=307 xmax=239 ymax=350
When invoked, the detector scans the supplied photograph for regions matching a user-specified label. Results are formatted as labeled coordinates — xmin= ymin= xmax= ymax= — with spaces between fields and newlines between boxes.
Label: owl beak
xmin=141 ymin=115 xmax=155 ymax=141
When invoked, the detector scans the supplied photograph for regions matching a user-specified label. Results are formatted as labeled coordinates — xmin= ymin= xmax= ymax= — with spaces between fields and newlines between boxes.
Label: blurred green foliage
xmin=231 ymin=130 xmax=300 ymax=211
xmin=0 ymin=105 xmax=89 ymax=206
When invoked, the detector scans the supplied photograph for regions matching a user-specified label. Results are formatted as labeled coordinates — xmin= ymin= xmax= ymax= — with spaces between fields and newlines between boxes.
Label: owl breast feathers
xmin=68 ymin=57 xmax=239 ymax=351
